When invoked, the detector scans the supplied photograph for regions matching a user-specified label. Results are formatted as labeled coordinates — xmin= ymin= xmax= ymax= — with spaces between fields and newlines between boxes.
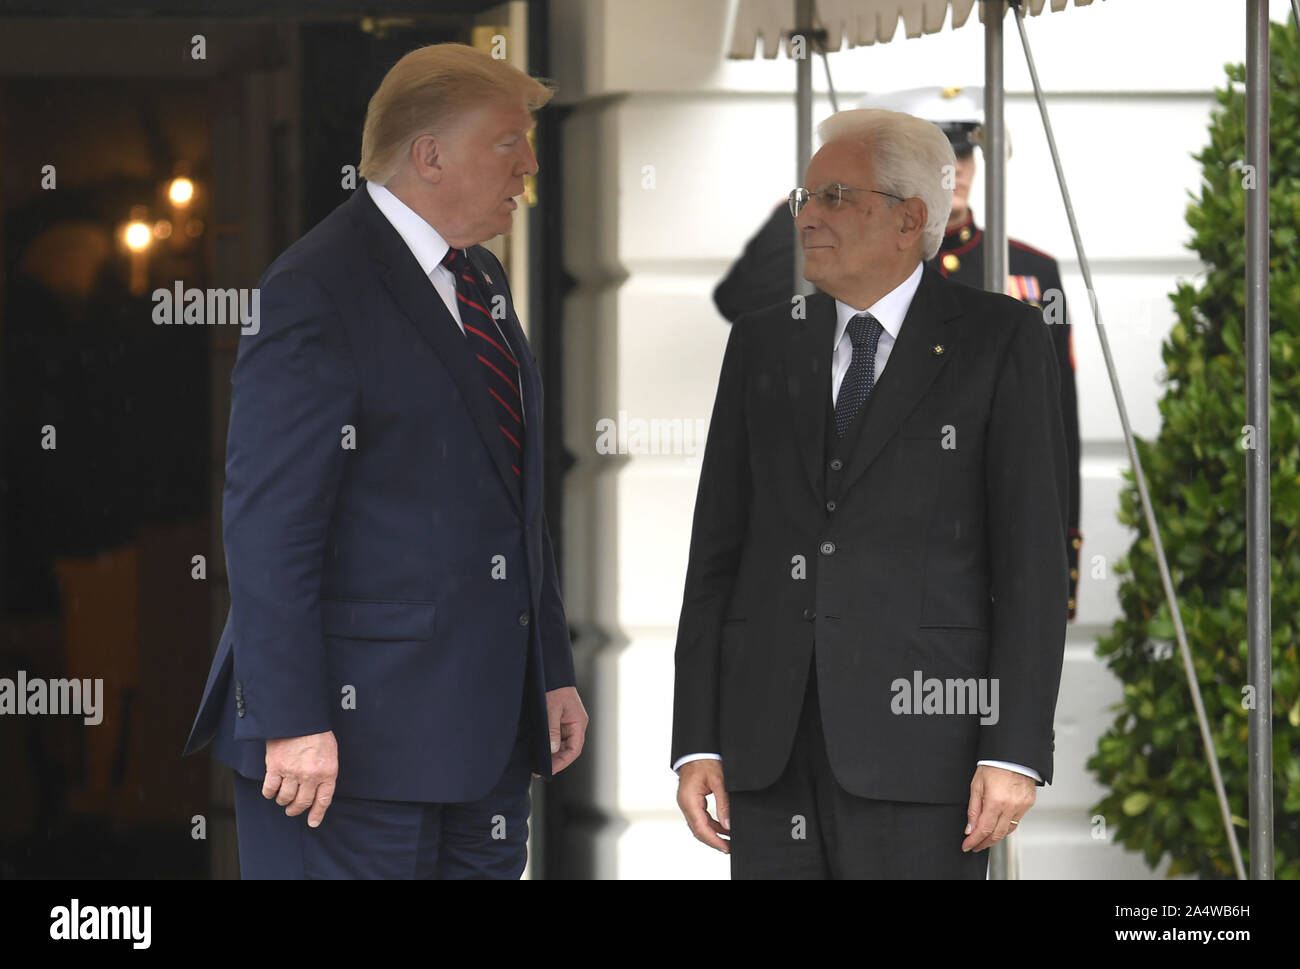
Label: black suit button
xmin=829 ymin=459 xmax=843 ymax=471
xmin=820 ymin=541 xmax=836 ymax=556
xmin=517 ymin=611 xmax=530 ymax=627
xmin=802 ymin=608 xmax=815 ymax=621
xmin=825 ymin=500 xmax=837 ymax=513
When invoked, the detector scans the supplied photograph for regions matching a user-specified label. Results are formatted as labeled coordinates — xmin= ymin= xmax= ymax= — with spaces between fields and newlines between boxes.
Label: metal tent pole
xmin=1009 ymin=0 xmax=1247 ymax=879
xmin=794 ymin=0 xmax=814 ymax=296
xmin=817 ymin=43 xmax=840 ymax=113
xmin=983 ymin=0 xmax=1017 ymax=882
xmin=1244 ymin=0 xmax=1273 ymax=881
xmin=982 ymin=2 xmax=1008 ymax=296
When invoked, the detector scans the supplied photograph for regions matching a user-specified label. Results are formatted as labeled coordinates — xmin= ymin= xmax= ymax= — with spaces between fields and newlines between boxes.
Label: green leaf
xmin=1123 ymin=792 xmax=1152 ymax=816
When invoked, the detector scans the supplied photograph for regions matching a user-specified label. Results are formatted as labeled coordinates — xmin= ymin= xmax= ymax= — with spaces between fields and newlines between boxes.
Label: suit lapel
xmin=784 ymin=292 xmax=837 ymax=501
xmin=352 ymin=186 xmax=524 ymax=518
xmin=837 ymin=264 xmax=962 ymax=497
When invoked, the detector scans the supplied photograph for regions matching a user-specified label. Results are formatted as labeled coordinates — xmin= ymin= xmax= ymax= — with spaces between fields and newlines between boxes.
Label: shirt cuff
xmin=672 ymin=752 xmax=722 ymax=773
xmin=977 ymin=759 xmax=1042 ymax=783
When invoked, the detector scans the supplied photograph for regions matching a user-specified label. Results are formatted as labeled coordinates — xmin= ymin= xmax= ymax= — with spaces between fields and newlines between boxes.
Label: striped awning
xmin=728 ymin=0 xmax=1098 ymax=59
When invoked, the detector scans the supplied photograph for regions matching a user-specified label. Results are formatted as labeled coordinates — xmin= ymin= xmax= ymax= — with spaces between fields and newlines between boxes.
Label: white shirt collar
xmin=833 ymin=260 xmax=924 ymax=350
xmin=365 ymin=180 xmax=453 ymax=277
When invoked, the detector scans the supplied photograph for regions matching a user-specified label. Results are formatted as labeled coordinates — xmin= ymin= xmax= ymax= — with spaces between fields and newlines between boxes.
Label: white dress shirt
xmin=365 ymin=180 xmax=525 ymax=422
xmin=366 ymin=180 xmax=465 ymax=333
xmin=675 ymin=261 xmax=1040 ymax=784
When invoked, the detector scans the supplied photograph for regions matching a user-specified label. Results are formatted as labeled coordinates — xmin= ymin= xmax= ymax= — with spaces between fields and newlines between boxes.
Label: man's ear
xmin=898 ymin=198 xmax=928 ymax=252
xmin=409 ymin=133 xmax=444 ymax=185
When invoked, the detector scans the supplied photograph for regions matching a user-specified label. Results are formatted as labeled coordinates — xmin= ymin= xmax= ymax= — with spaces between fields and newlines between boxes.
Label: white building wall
xmin=549 ymin=0 xmax=1287 ymax=879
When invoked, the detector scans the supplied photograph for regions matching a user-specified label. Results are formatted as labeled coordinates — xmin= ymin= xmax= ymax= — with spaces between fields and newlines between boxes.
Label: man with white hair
xmin=673 ymin=108 xmax=1069 ymax=878
xmin=715 ymin=86 xmax=1082 ymax=620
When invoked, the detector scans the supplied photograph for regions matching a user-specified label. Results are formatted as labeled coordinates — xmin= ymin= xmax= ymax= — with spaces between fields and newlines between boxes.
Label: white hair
xmin=816 ymin=108 xmax=955 ymax=260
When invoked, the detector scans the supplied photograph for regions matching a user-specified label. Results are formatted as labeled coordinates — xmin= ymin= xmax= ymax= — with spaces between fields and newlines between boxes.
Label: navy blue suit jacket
xmin=183 ymin=185 xmax=574 ymax=803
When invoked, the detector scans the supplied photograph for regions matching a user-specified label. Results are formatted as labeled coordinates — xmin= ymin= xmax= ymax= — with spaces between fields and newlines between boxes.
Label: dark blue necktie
xmin=834 ymin=312 xmax=883 ymax=438
xmin=442 ymin=247 xmax=525 ymax=480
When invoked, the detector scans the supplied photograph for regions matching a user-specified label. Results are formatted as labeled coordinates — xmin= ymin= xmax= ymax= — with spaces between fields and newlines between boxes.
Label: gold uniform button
xmin=959 ymin=227 xmax=972 ymax=243
xmin=1068 ymin=598 xmax=1076 ymax=610
xmin=1070 ymin=568 xmax=1078 ymax=580
xmin=942 ymin=253 xmax=960 ymax=272
xmin=932 ymin=344 xmax=945 ymax=356
xmin=1072 ymin=538 xmax=1081 ymax=549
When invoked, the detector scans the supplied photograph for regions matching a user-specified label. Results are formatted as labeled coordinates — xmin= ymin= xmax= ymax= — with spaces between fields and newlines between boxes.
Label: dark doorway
xmin=0 ymin=72 xmax=214 ymax=878
xmin=0 ymin=4 xmax=566 ymax=879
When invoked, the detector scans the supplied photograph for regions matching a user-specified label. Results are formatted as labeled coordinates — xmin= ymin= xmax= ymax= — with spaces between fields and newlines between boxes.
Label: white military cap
xmin=855 ymin=86 xmax=985 ymax=154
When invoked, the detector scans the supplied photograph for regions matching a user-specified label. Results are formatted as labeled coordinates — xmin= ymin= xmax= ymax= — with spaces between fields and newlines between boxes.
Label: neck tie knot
xmin=848 ymin=312 xmax=882 ymax=348
xmin=442 ymin=247 xmax=466 ymax=272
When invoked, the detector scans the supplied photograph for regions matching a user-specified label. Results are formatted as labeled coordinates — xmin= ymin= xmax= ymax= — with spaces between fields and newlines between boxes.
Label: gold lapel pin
xmin=932 ymin=344 xmax=945 ymax=356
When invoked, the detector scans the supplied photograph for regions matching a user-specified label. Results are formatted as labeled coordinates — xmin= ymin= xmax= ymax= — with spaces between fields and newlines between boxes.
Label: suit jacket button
xmin=517 ymin=611 xmax=530 ymax=627
xmin=820 ymin=541 xmax=836 ymax=556
xmin=825 ymin=500 xmax=837 ymax=513
xmin=829 ymin=459 xmax=843 ymax=471
xmin=802 ymin=608 xmax=815 ymax=621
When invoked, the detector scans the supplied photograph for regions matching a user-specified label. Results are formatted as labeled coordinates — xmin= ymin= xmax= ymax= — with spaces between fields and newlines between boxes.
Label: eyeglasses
xmin=788 ymin=184 xmax=905 ymax=217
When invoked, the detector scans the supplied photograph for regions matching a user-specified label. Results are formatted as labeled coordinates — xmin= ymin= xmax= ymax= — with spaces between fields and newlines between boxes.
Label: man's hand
xmin=547 ymin=686 xmax=588 ymax=775
xmin=263 ymin=730 xmax=338 ymax=828
xmin=676 ymin=760 xmax=730 ymax=854
xmin=963 ymin=764 xmax=1036 ymax=852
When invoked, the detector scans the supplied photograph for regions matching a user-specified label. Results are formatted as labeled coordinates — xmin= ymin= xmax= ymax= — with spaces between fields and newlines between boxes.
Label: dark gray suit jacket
xmin=672 ymin=263 xmax=1069 ymax=803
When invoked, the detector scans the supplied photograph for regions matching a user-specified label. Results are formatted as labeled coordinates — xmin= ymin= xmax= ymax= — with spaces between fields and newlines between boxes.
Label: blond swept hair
xmin=359 ymin=43 xmax=555 ymax=185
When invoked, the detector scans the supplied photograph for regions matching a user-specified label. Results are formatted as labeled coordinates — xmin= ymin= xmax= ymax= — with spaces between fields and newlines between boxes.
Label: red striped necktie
xmin=441 ymin=247 xmax=525 ymax=481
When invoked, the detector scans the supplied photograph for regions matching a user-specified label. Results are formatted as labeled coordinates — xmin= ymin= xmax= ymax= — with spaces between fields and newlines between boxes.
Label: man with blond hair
xmin=185 ymin=42 xmax=585 ymax=879
xmin=672 ymin=108 xmax=1069 ymax=878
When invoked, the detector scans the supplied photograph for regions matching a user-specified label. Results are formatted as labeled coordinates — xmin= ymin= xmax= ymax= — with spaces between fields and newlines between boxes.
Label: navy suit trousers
xmin=231 ymin=712 xmax=534 ymax=879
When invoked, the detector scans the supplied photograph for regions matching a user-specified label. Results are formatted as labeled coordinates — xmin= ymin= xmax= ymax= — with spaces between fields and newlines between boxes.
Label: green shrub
xmin=1086 ymin=18 xmax=1300 ymax=879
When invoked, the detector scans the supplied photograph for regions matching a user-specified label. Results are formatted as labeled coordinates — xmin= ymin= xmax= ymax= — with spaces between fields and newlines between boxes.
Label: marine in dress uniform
xmin=712 ymin=86 xmax=1082 ymax=619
